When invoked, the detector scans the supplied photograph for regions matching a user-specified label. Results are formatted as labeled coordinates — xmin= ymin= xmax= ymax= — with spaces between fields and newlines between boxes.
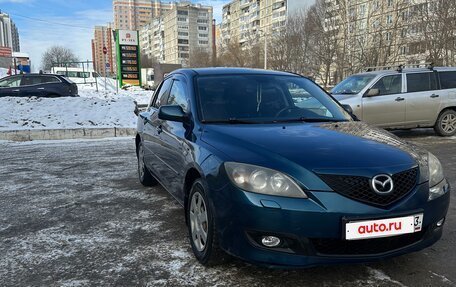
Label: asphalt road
xmin=0 ymin=130 xmax=455 ymax=287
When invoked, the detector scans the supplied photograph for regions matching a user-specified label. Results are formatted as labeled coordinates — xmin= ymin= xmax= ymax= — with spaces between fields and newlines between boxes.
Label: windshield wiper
xmin=273 ymin=118 xmax=349 ymax=123
xmin=201 ymin=118 xmax=259 ymax=124
xmin=333 ymin=91 xmax=357 ymax=95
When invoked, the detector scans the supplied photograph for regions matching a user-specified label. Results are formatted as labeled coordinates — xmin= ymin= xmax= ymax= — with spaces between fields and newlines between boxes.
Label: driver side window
xmin=371 ymin=75 xmax=402 ymax=96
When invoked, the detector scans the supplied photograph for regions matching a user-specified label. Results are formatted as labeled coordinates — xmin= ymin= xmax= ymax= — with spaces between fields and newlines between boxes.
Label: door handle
xmin=12 ymin=89 xmax=20 ymax=92
xmin=430 ymin=94 xmax=440 ymax=98
xmin=395 ymin=97 xmax=405 ymax=102
xmin=156 ymin=125 xmax=163 ymax=134
xmin=37 ymin=87 xmax=45 ymax=90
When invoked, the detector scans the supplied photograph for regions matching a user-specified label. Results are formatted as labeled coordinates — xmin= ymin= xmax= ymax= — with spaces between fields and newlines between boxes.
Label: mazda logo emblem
xmin=371 ymin=174 xmax=394 ymax=194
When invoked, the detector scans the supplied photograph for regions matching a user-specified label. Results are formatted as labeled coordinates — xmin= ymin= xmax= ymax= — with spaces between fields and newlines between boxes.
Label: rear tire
xmin=434 ymin=109 xmax=456 ymax=137
xmin=187 ymin=179 xmax=228 ymax=266
xmin=137 ymin=141 xmax=157 ymax=186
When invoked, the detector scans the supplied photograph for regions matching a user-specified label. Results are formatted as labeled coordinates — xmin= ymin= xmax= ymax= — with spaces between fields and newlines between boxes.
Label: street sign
xmin=103 ymin=47 xmax=108 ymax=55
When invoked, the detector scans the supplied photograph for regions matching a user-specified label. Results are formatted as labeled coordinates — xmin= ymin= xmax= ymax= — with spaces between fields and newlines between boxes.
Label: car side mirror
xmin=342 ymin=104 xmax=353 ymax=114
xmin=341 ymin=104 xmax=360 ymax=121
xmin=158 ymin=105 xmax=186 ymax=122
xmin=365 ymin=88 xmax=380 ymax=97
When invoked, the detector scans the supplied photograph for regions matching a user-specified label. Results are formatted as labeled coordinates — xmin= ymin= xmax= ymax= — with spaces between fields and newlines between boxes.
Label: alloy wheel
xmin=138 ymin=144 xmax=145 ymax=179
xmin=189 ymin=191 xmax=209 ymax=252
xmin=441 ymin=113 xmax=456 ymax=134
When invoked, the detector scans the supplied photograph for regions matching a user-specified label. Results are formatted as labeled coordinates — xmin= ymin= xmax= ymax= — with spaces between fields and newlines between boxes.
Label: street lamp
xmin=259 ymin=29 xmax=268 ymax=70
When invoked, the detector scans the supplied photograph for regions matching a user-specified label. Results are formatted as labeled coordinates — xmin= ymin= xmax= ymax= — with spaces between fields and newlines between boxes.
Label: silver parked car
xmin=331 ymin=67 xmax=456 ymax=136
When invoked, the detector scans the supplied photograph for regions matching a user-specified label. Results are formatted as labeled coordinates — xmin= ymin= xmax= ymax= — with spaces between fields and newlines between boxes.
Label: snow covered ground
xmin=0 ymin=76 xmax=153 ymax=131
xmin=0 ymin=96 xmax=138 ymax=131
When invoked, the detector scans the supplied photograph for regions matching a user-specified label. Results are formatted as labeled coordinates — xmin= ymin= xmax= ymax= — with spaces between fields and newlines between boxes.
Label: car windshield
xmin=331 ymin=74 xmax=377 ymax=95
xmin=197 ymin=74 xmax=352 ymax=124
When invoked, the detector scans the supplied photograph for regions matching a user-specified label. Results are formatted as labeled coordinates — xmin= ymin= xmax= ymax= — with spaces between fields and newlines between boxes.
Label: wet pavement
xmin=0 ymin=130 xmax=454 ymax=286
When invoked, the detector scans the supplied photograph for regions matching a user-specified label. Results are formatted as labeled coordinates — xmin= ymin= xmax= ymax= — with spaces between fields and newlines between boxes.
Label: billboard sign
xmin=116 ymin=30 xmax=141 ymax=86
xmin=0 ymin=46 xmax=12 ymax=57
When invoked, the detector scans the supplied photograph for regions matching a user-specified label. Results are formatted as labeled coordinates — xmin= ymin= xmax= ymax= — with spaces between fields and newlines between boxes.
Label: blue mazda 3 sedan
xmin=136 ymin=68 xmax=450 ymax=267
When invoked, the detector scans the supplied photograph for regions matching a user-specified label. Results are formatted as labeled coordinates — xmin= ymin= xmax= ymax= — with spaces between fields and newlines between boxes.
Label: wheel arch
xmin=135 ymin=134 xmax=141 ymax=157
xmin=184 ymin=168 xmax=202 ymax=225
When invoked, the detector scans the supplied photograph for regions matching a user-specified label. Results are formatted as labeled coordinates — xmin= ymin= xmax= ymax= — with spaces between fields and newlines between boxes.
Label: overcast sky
xmin=1 ymin=0 xmax=314 ymax=71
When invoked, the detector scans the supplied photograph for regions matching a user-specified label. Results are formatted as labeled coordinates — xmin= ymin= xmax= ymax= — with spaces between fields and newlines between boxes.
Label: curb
xmin=0 ymin=128 xmax=136 ymax=141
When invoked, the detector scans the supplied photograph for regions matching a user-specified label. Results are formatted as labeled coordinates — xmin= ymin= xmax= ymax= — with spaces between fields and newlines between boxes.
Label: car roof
xmin=170 ymin=67 xmax=301 ymax=77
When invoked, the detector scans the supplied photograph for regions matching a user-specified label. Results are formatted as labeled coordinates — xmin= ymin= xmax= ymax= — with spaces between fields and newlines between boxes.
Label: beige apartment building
xmin=139 ymin=2 xmax=213 ymax=66
xmin=220 ymin=0 xmax=287 ymax=47
xmin=139 ymin=18 xmax=165 ymax=62
xmin=113 ymin=0 xmax=173 ymax=30
xmin=92 ymin=24 xmax=116 ymax=76
xmin=323 ymin=0 xmax=452 ymax=81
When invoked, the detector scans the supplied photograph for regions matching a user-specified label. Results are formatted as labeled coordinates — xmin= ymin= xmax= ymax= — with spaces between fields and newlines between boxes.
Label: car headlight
xmin=428 ymin=152 xmax=448 ymax=200
xmin=224 ymin=162 xmax=307 ymax=198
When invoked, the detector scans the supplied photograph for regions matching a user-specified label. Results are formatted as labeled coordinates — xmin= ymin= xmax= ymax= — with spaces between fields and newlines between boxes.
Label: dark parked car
xmin=136 ymin=68 xmax=450 ymax=267
xmin=0 ymin=73 xmax=78 ymax=97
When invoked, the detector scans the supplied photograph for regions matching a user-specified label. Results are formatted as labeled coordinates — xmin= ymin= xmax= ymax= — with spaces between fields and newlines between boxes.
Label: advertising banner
xmin=116 ymin=30 xmax=141 ymax=86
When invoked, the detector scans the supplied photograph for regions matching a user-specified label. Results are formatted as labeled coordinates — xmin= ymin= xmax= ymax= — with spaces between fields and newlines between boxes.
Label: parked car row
xmin=332 ymin=67 xmax=456 ymax=136
xmin=135 ymin=68 xmax=450 ymax=268
xmin=0 ymin=73 xmax=78 ymax=98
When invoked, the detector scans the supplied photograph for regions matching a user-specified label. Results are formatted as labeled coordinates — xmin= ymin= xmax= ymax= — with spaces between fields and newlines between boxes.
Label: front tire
xmin=137 ymin=141 xmax=157 ymax=186
xmin=187 ymin=179 xmax=227 ymax=266
xmin=434 ymin=109 xmax=456 ymax=137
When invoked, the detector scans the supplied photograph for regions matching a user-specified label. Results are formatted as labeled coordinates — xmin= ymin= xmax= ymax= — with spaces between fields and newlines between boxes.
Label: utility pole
xmin=102 ymin=27 xmax=108 ymax=95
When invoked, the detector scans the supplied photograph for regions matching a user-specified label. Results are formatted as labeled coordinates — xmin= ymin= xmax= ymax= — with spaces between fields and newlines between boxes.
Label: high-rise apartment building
xmin=220 ymin=0 xmax=287 ymax=47
xmin=92 ymin=24 xmax=116 ymax=76
xmin=139 ymin=18 xmax=164 ymax=62
xmin=0 ymin=11 xmax=20 ymax=52
xmin=113 ymin=0 xmax=173 ymax=30
xmin=139 ymin=2 xmax=213 ymax=66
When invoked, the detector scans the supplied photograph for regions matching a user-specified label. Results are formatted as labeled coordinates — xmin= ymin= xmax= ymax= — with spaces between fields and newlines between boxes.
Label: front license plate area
xmin=345 ymin=214 xmax=424 ymax=240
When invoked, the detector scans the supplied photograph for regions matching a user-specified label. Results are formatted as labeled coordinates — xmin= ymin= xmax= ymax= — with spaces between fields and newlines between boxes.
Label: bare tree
xmin=41 ymin=46 xmax=79 ymax=71
xmin=140 ymin=53 xmax=158 ymax=68
xmin=414 ymin=0 xmax=456 ymax=65
xmin=189 ymin=47 xmax=213 ymax=68
xmin=268 ymin=8 xmax=316 ymax=76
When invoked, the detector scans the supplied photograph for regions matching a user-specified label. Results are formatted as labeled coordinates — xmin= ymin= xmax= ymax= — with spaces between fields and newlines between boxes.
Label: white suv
xmin=332 ymin=67 xmax=456 ymax=136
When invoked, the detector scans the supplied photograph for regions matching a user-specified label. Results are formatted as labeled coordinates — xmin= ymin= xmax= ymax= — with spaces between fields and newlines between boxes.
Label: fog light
xmin=437 ymin=218 xmax=445 ymax=227
xmin=261 ymin=236 xmax=281 ymax=247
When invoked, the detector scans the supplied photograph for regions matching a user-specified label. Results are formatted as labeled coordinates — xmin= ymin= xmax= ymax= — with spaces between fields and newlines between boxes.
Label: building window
xmin=198 ymin=33 xmax=208 ymax=38
xmin=198 ymin=40 xmax=209 ymax=45
xmin=388 ymin=0 xmax=394 ymax=7
xmin=386 ymin=14 xmax=393 ymax=25
xmin=198 ymin=26 xmax=208 ymax=31
xmin=178 ymin=32 xmax=188 ymax=36
xmin=178 ymin=17 xmax=187 ymax=22
xmin=177 ymin=10 xmax=188 ymax=16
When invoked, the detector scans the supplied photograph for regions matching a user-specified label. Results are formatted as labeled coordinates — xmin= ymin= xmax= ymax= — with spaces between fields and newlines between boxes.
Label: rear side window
xmin=371 ymin=75 xmax=402 ymax=96
xmin=21 ymin=76 xmax=42 ymax=86
xmin=439 ymin=71 xmax=456 ymax=89
xmin=40 ymin=76 xmax=61 ymax=84
xmin=167 ymin=79 xmax=188 ymax=112
xmin=406 ymin=73 xmax=437 ymax=93
xmin=152 ymin=78 xmax=173 ymax=109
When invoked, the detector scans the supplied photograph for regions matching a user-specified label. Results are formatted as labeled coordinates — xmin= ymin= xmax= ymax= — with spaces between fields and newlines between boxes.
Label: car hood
xmin=201 ymin=121 xmax=427 ymax=177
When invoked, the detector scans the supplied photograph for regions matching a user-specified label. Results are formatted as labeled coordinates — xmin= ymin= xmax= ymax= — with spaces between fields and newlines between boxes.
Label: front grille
xmin=318 ymin=167 xmax=418 ymax=207
xmin=311 ymin=230 xmax=425 ymax=255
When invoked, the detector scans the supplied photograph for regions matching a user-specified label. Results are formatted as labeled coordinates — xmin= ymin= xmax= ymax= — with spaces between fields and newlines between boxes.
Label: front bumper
xmin=210 ymin=181 xmax=450 ymax=268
